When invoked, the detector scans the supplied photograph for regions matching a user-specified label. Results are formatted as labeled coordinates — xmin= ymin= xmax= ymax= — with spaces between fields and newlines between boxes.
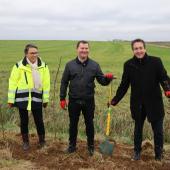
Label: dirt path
xmin=0 ymin=133 xmax=170 ymax=170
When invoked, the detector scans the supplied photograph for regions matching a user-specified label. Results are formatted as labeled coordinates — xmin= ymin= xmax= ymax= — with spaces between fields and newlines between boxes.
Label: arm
xmin=42 ymin=65 xmax=50 ymax=103
xmin=111 ymin=63 xmax=130 ymax=105
xmin=157 ymin=58 xmax=170 ymax=91
xmin=8 ymin=65 xmax=20 ymax=104
xmin=95 ymin=64 xmax=112 ymax=86
xmin=60 ymin=63 xmax=70 ymax=100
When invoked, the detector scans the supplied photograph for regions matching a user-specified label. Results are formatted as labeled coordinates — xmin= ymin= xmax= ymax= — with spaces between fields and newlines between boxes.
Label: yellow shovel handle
xmin=106 ymin=111 xmax=111 ymax=136
xmin=106 ymin=82 xmax=112 ymax=136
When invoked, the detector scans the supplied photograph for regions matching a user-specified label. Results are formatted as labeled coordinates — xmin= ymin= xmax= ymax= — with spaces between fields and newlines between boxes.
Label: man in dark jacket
xmin=111 ymin=39 xmax=170 ymax=161
xmin=60 ymin=40 xmax=113 ymax=156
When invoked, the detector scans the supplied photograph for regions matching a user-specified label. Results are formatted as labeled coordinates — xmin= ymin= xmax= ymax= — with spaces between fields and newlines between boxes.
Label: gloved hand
xmin=43 ymin=103 xmax=48 ymax=108
xmin=165 ymin=91 xmax=170 ymax=98
xmin=104 ymin=73 xmax=113 ymax=80
xmin=8 ymin=103 xmax=13 ymax=108
xmin=60 ymin=99 xmax=67 ymax=109
xmin=111 ymin=99 xmax=117 ymax=106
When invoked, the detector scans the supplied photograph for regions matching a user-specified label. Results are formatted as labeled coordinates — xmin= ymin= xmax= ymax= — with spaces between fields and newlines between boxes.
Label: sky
xmin=0 ymin=0 xmax=170 ymax=41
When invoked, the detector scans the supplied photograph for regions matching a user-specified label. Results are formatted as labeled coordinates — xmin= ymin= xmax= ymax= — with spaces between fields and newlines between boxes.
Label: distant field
xmin=0 ymin=40 xmax=170 ymax=144
xmin=148 ymin=41 xmax=170 ymax=48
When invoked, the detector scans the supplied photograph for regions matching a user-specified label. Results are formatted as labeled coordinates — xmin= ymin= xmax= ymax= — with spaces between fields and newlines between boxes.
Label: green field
xmin=0 ymin=40 xmax=170 ymax=144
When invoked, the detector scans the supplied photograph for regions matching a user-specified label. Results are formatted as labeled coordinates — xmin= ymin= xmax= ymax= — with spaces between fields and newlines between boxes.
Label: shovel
xmin=99 ymin=82 xmax=115 ymax=156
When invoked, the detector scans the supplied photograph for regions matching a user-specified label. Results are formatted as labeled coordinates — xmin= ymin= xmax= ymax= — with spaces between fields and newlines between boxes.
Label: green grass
xmin=0 ymin=40 xmax=170 ymax=144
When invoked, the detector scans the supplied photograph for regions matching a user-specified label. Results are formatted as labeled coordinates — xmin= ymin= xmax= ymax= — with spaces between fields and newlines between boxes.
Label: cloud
xmin=0 ymin=0 xmax=170 ymax=40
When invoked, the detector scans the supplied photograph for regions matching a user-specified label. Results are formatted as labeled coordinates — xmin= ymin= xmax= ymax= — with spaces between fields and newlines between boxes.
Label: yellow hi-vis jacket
xmin=8 ymin=57 xmax=50 ymax=111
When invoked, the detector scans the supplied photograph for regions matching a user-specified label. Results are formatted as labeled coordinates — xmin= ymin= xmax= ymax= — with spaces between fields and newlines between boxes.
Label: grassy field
xmin=0 ymin=40 xmax=170 ymax=144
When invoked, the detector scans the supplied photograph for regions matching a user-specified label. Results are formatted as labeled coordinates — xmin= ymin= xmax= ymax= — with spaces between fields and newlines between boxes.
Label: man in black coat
xmin=60 ymin=40 xmax=114 ymax=156
xmin=111 ymin=39 xmax=170 ymax=161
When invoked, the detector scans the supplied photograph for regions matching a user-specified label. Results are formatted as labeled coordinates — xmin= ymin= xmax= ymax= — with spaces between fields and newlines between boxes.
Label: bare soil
xmin=0 ymin=133 xmax=170 ymax=170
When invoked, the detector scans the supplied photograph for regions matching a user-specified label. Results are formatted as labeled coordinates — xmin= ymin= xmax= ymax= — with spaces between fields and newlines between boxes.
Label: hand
xmin=165 ymin=91 xmax=170 ymax=98
xmin=8 ymin=103 xmax=13 ymax=108
xmin=60 ymin=100 xmax=67 ymax=110
xmin=104 ymin=73 xmax=113 ymax=80
xmin=43 ymin=103 xmax=48 ymax=108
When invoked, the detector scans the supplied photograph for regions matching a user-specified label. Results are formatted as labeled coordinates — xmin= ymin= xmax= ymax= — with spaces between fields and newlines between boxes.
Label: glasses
xmin=28 ymin=52 xmax=38 ymax=55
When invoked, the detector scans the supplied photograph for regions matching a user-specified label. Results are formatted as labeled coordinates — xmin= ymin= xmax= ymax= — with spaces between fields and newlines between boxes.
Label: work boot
xmin=21 ymin=134 xmax=30 ymax=151
xmin=88 ymin=145 xmax=94 ymax=156
xmin=64 ymin=145 xmax=76 ymax=154
xmin=38 ymin=134 xmax=46 ymax=148
xmin=132 ymin=151 xmax=141 ymax=160
xmin=155 ymin=147 xmax=163 ymax=161
xmin=155 ymin=154 xmax=163 ymax=161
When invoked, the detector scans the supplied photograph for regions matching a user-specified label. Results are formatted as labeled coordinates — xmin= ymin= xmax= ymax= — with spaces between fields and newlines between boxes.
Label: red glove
xmin=60 ymin=100 xmax=67 ymax=109
xmin=104 ymin=73 xmax=113 ymax=80
xmin=165 ymin=91 xmax=170 ymax=98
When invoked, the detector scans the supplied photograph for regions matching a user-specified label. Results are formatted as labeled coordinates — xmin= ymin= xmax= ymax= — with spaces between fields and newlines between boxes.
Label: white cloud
xmin=0 ymin=0 xmax=170 ymax=40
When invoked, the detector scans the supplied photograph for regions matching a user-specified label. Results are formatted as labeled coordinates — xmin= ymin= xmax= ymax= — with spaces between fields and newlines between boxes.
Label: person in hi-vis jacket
xmin=8 ymin=44 xmax=50 ymax=150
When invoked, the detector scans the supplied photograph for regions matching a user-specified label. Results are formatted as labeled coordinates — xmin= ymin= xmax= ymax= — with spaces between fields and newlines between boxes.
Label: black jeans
xmin=134 ymin=105 xmax=163 ymax=156
xmin=19 ymin=108 xmax=45 ymax=136
xmin=68 ymin=98 xmax=95 ymax=147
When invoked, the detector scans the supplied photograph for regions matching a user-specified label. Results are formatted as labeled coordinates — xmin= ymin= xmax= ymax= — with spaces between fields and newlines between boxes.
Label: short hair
xmin=24 ymin=44 xmax=38 ymax=54
xmin=131 ymin=39 xmax=146 ymax=50
xmin=76 ymin=40 xmax=89 ymax=48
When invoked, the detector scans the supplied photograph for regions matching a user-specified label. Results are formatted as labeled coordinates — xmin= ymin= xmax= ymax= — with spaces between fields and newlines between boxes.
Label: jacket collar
xmin=22 ymin=57 xmax=42 ymax=67
xmin=76 ymin=56 xmax=89 ymax=67
xmin=133 ymin=53 xmax=149 ymax=64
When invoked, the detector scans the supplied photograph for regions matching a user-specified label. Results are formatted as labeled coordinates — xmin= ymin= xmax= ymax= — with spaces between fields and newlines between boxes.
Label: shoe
xmin=155 ymin=154 xmax=163 ymax=161
xmin=64 ymin=145 xmax=76 ymax=154
xmin=88 ymin=146 xmax=94 ymax=156
xmin=37 ymin=141 xmax=46 ymax=149
xmin=22 ymin=142 xmax=30 ymax=151
xmin=132 ymin=151 xmax=141 ymax=160
xmin=21 ymin=134 xmax=29 ymax=151
xmin=38 ymin=134 xmax=46 ymax=148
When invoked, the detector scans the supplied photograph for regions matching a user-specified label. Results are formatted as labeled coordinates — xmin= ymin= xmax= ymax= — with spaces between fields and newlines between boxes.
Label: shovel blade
xmin=99 ymin=139 xmax=114 ymax=156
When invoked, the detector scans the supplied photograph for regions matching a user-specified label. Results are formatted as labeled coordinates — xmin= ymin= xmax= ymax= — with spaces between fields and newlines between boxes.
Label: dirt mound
xmin=0 ymin=133 xmax=170 ymax=170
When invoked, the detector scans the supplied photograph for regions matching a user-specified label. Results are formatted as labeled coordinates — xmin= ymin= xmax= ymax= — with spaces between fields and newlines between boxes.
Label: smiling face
xmin=77 ymin=42 xmax=89 ymax=61
xmin=26 ymin=47 xmax=38 ymax=63
xmin=132 ymin=42 xmax=146 ymax=59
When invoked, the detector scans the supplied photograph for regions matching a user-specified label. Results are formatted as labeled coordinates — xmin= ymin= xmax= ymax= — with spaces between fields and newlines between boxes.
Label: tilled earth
xmin=0 ymin=133 xmax=170 ymax=170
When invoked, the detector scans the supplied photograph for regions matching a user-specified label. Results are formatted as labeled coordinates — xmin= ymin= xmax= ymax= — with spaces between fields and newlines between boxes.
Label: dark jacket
xmin=60 ymin=57 xmax=111 ymax=100
xmin=112 ymin=54 xmax=170 ymax=122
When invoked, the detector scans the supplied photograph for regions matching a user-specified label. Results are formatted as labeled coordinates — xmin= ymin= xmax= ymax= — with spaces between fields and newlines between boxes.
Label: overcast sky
xmin=0 ymin=0 xmax=170 ymax=41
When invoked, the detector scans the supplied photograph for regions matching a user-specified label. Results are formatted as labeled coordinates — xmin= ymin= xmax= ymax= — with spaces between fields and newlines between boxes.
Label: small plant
xmin=0 ymin=103 xmax=5 ymax=140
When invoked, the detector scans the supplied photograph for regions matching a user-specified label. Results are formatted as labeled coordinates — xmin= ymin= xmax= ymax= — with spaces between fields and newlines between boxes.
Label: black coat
xmin=60 ymin=57 xmax=111 ymax=100
xmin=112 ymin=54 xmax=170 ymax=122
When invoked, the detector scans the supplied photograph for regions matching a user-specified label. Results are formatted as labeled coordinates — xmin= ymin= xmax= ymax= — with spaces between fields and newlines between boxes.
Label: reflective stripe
xmin=16 ymin=89 xmax=42 ymax=94
xmin=31 ymin=89 xmax=42 ymax=94
xmin=8 ymin=90 xmax=16 ymax=93
xmin=43 ymin=91 xmax=49 ymax=94
xmin=17 ymin=89 xmax=29 ymax=93
xmin=15 ymin=97 xmax=29 ymax=102
xmin=32 ymin=97 xmax=42 ymax=102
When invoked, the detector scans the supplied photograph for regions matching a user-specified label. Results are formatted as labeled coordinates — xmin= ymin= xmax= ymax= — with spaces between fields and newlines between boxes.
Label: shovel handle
xmin=106 ymin=111 xmax=111 ymax=136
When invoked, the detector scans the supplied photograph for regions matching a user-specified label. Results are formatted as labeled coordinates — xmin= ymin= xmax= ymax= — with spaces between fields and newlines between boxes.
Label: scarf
xmin=26 ymin=58 xmax=42 ymax=89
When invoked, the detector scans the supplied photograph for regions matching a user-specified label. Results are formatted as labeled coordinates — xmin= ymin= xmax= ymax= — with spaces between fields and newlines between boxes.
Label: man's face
xmin=77 ymin=43 xmax=89 ymax=60
xmin=26 ymin=48 xmax=38 ymax=63
xmin=132 ymin=42 xmax=146 ymax=59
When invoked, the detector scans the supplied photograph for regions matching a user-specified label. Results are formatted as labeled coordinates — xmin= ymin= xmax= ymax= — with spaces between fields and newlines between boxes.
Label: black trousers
xmin=134 ymin=105 xmax=163 ymax=155
xmin=68 ymin=98 xmax=95 ymax=147
xmin=19 ymin=108 xmax=45 ymax=136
